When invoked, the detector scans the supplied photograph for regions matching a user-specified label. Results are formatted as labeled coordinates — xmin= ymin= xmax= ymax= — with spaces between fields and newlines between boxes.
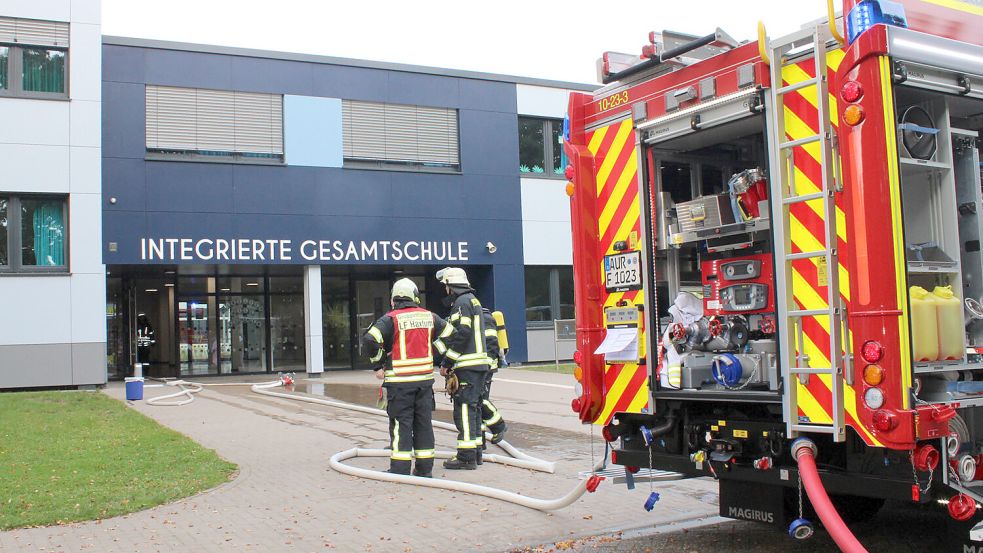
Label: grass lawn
xmin=512 ymin=362 xmax=577 ymax=375
xmin=0 ymin=391 xmax=236 ymax=530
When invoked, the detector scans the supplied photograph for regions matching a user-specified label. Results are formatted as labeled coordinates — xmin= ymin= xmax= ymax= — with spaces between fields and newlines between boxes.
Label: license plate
xmin=604 ymin=251 xmax=642 ymax=292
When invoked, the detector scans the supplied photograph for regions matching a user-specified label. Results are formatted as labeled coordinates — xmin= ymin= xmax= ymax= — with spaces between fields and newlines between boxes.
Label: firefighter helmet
xmin=436 ymin=267 xmax=469 ymax=286
xmin=391 ymin=278 xmax=419 ymax=302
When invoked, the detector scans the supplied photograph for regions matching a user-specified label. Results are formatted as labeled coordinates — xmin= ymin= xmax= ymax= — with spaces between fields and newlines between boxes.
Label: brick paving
xmin=0 ymin=370 xmax=718 ymax=552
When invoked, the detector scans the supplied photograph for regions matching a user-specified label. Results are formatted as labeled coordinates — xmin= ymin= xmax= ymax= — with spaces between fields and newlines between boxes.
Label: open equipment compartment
xmin=646 ymin=108 xmax=782 ymax=399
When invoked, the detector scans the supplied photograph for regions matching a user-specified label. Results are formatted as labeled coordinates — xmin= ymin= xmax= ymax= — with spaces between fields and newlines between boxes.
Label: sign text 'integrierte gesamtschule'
xmin=140 ymin=238 xmax=470 ymax=263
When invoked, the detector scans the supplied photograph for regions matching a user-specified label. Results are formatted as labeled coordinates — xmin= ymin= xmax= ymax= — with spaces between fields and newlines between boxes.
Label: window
xmin=145 ymin=85 xmax=284 ymax=163
xmin=0 ymin=17 xmax=69 ymax=98
xmin=0 ymin=194 xmax=67 ymax=273
xmin=518 ymin=117 xmax=566 ymax=177
xmin=342 ymin=100 xmax=459 ymax=171
xmin=525 ymin=265 xmax=574 ymax=328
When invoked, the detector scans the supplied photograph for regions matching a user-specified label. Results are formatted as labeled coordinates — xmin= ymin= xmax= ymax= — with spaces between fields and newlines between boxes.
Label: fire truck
xmin=564 ymin=0 xmax=983 ymax=548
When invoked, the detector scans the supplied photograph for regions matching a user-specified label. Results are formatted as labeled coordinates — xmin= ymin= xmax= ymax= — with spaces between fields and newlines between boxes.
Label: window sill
xmin=146 ymin=152 xmax=285 ymax=166
xmin=0 ymin=270 xmax=71 ymax=276
xmin=0 ymin=92 xmax=70 ymax=101
xmin=343 ymin=160 xmax=462 ymax=175
xmin=519 ymin=173 xmax=566 ymax=180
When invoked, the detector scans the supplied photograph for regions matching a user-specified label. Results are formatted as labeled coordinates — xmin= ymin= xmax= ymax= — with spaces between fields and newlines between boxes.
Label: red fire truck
xmin=564 ymin=0 xmax=983 ymax=548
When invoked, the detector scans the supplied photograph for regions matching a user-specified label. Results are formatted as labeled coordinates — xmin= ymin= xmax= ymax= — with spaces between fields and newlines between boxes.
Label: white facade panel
xmin=68 ymin=192 xmax=103 ymax=274
xmin=70 ymin=100 xmax=101 ymax=147
xmin=0 ymin=144 xmax=70 ymax=193
xmin=70 ymin=0 xmax=101 ymax=25
xmin=3 ymin=0 xmax=70 ymax=22
xmin=522 ymin=220 xmax=573 ymax=266
xmin=0 ymin=277 xmax=73 ymax=345
xmin=69 ymin=22 xmax=102 ymax=102
xmin=70 ymin=272 xmax=107 ymax=344
xmin=0 ymin=100 xmax=70 ymax=146
xmin=520 ymin=177 xmax=572 ymax=223
xmin=69 ymin=146 xmax=101 ymax=194
xmin=516 ymin=84 xmax=581 ymax=119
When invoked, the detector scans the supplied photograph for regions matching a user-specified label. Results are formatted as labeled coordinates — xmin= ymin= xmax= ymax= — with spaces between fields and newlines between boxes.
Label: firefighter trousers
xmin=385 ymin=381 xmax=436 ymax=476
xmin=450 ymin=369 xmax=485 ymax=463
xmin=480 ymin=372 xmax=505 ymax=437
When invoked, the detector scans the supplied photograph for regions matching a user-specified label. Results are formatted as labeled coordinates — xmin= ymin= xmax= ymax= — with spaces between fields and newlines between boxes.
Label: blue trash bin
xmin=124 ymin=377 xmax=144 ymax=401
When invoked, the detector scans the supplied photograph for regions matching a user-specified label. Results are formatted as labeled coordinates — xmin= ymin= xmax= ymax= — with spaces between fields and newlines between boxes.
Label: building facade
xmin=100 ymin=37 xmax=591 ymax=379
xmin=0 ymin=0 xmax=105 ymax=388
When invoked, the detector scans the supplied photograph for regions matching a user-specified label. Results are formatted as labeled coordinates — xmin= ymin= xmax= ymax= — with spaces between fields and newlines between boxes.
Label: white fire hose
xmin=145 ymin=376 xmax=602 ymax=511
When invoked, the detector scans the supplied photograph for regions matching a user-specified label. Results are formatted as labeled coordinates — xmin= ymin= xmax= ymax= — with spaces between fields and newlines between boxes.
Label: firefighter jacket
xmin=362 ymin=299 xmax=448 ymax=385
xmin=434 ymin=290 xmax=492 ymax=372
xmin=481 ymin=309 xmax=503 ymax=372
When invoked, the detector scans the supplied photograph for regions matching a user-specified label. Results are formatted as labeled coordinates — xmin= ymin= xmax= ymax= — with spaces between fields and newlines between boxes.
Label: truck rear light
xmin=872 ymin=409 xmax=896 ymax=431
xmin=565 ymin=182 xmax=575 ymax=197
xmin=860 ymin=340 xmax=884 ymax=363
xmin=611 ymin=450 xmax=618 ymax=464
xmin=863 ymin=364 xmax=885 ymax=386
xmin=841 ymin=81 xmax=864 ymax=103
xmin=864 ymin=387 xmax=885 ymax=409
xmin=574 ymin=366 xmax=583 ymax=382
xmin=601 ymin=425 xmax=617 ymax=442
xmin=626 ymin=465 xmax=640 ymax=474
xmin=571 ymin=397 xmax=582 ymax=413
xmin=564 ymin=164 xmax=575 ymax=180
xmin=844 ymin=105 xmax=865 ymax=126
xmin=574 ymin=382 xmax=584 ymax=397
xmin=573 ymin=350 xmax=584 ymax=365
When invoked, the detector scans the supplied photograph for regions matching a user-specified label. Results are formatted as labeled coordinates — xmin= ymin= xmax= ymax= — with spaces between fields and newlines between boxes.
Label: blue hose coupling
xmin=788 ymin=518 xmax=814 ymax=540
xmin=640 ymin=425 xmax=654 ymax=446
xmin=643 ymin=491 xmax=660 ymax=511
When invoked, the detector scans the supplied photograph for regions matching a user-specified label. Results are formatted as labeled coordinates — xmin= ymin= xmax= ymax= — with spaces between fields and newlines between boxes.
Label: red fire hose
xmin=792 ymin=439 xmax=869 ymax=553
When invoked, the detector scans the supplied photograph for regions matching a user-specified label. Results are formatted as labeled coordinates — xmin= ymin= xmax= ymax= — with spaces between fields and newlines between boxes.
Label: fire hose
xmin=792 ymin=438 xmax=869 ymax=553
xmin=147 ymin=376 xmax=603 ymax=511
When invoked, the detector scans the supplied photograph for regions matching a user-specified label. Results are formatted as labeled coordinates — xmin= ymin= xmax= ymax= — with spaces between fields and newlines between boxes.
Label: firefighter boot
xmin=476 ymin=447 xmax=483 ymax=466
xmin=490 ymin=421 xmax=508 ymax=444
xmin=413 ymin=459 xmax=434 ymax=478
xmin=442 ymin=456 xmax=477 ymax=470
xmin=387 ymin=460 xmax=412 ymax=476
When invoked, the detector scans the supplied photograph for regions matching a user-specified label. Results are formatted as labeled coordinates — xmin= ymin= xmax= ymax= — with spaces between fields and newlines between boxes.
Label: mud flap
xmin=719 ymin=478 xmax=785 ymax=527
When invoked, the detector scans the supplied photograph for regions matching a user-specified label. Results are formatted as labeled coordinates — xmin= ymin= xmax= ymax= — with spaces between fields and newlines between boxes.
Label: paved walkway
xmin=0 ymin=370 xmax=718 ymax=553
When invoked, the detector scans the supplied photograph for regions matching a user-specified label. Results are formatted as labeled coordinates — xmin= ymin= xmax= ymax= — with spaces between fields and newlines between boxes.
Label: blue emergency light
xmin=846 ymin=0 xmax=908 ymax=44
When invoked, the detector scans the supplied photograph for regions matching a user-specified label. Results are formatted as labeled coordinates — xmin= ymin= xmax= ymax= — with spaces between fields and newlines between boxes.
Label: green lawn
xmin=0 ymin=391 xmax=236 ymax=530
xmin=512 ymin=362 xmax=577 ymax=375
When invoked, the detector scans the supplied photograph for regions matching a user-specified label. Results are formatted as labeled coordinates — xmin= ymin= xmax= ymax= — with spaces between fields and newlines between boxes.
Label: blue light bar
xmin=846 ymin=0 xmax=908 ymax=44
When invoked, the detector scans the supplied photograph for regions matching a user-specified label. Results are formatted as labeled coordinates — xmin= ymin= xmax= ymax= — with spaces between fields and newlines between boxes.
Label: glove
xmin=445 ymin=373 xmax=460 ymax=395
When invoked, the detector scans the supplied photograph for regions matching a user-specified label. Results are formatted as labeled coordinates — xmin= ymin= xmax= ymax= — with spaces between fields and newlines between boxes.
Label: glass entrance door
xmin=178 ymin=299 xmax=213 ymax=376
xmin=354 ymin=280 xmax=390 ymax=369
xmin=218 ymin=295 xmax=267 ymax=373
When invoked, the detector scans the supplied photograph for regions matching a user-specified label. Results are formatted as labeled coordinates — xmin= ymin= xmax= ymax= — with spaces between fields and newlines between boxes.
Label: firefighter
xmin=361 ymin=278 xmax=447 ymax=477
xmin=479 ymin=307 xmax=507 ymax=461
xmin=434 ymin=267 xmax=491 ymax=470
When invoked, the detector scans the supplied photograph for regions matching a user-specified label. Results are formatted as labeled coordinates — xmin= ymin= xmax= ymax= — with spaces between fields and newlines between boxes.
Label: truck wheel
xmin=828 ymin=494 xmax=885 ymax=524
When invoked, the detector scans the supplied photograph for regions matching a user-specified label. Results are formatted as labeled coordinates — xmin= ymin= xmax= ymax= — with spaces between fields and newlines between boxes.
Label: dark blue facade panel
xmin=102 ymin=43 xmax=530 ymax=360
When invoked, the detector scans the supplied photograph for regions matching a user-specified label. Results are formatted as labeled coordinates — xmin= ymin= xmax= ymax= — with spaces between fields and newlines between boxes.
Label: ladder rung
xmin=790 ymin=424 xmax=839 ymax=435
xmin=780 ymin=134 xmax=822 ymax=149
xmin=786 ymin=250 xmax=830 ymax=261
xmin=783 ymin=191 xmax=826 ymax=205
xmin=776 ymin=78 xmax=820 ymax=95
xmin=788 ymin=309 xmax=832 ymax=318
xmin=790 ymin=367 xmax=835 ymax=375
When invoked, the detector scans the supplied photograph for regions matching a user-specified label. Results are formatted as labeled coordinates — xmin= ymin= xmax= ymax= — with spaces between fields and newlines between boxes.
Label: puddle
xmin=289 ymin=381 xmax=587 ymax=455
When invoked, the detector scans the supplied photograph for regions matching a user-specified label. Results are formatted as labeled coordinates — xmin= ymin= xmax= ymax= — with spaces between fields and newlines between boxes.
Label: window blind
xmin=0 ymin=17 xmax=69 ymax=48
xmin=145 ymin=85 xmax=283 ymax=155
xmin=343 ymin=100 xmax=459 ymax=166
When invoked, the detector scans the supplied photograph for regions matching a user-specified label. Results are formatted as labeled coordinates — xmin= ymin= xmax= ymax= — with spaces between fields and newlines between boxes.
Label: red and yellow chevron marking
xmin=781 ymin=50 xmax=881 ymax=446
xmin=586 ymin=119 xmax=649 ymax=425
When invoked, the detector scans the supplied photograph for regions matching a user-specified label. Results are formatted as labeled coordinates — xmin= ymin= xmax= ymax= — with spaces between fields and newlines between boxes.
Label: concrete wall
xmin=0 ymin=0 xmax=105 ymax=388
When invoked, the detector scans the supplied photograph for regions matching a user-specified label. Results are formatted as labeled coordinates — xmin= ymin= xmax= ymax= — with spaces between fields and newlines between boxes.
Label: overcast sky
xmin=102 ymin=0 xmax=831 ymax=85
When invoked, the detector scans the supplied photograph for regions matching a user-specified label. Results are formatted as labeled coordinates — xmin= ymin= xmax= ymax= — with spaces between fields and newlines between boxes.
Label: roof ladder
xmin=766 ymin=25 xmax=849 ymax=443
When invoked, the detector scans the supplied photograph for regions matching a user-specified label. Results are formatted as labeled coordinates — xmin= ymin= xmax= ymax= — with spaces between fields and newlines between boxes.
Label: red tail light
xmin=861 ymin=340 xmax=884 ymax=363
xmin=573 ymin=350 xmax=584 ymax=365
xmin=872 ymin=409 xmax=897 ymax=432
xmin=601 ymin=425 xmax=618 ymax=442
xmin=841 ymin=81 xmax=864 ymax=102
xmin=571 ymin=397 xmax=582 ymax=413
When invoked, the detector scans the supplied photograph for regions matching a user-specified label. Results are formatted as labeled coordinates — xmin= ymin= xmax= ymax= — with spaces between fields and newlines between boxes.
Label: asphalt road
xmin=556 ymin=498 xmax=964 ymax=553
